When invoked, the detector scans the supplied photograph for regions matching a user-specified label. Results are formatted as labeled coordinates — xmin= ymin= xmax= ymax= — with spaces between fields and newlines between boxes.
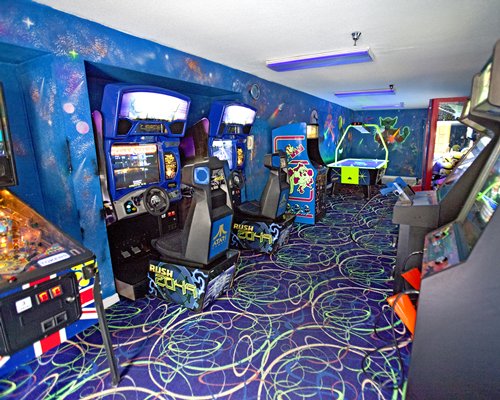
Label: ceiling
xmin=35 ymin=0 xmax=500 ymax=110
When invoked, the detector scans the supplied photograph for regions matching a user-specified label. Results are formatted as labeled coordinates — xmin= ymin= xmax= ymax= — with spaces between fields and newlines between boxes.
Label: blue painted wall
xmin=0 ymin=61 xmax=45 ymax=213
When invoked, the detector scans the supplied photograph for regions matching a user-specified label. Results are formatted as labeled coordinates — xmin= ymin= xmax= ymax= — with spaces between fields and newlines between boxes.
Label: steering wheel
xmin=230 ymin=171 xmax=243 ymax=189
xmin=143 ymin=186 xmax=170 ymax=217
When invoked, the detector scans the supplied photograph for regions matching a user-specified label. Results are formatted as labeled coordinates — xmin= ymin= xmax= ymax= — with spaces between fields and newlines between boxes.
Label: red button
xmin=50 ymin=285 xmax=63 ymax=298
xmin=37 ymin=291 xmax=50 ymax=303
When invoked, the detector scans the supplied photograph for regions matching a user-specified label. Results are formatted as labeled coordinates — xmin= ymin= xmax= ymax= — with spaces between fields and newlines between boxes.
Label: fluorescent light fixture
xmin=335 ymin=85 xmax=396 ymax=97
xmin=266 ymin=47 xmax=373 ymax=72
xmin=362 ymin=102 xmax=405 ymax=110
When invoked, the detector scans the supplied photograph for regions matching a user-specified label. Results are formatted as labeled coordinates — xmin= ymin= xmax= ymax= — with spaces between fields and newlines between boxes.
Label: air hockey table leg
xmin=84 ymin=265 xmax=120 ymax=386
xmin=363 ymin=185 xmax=372 ymax=199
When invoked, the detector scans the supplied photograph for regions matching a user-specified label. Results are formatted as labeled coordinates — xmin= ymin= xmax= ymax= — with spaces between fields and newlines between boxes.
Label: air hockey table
xmin=327 ymin=123 xmax=389 ymax=198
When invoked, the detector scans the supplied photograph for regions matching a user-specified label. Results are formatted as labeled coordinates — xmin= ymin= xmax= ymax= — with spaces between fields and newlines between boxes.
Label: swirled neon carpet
xmin=1 ymin=188 xmax=411 ymax=399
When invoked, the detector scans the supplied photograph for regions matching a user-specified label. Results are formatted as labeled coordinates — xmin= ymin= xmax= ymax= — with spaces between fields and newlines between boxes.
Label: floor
xmin=1 ymin=187 xmax=412 ymax=399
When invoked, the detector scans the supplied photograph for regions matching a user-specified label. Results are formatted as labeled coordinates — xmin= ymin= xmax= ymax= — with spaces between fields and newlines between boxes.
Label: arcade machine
xmin=145 ymin=157 xmax=239 ymax=312
xmin=305 ymin=123 xmax=328 ymax=220
xmin=272 ymin=122 xmax=327 ymax=225
xmin=208 ymin=101 xmax=256 ymax=206
xmin=0 ymin=84 xmax=118 ymax=383
xmin=231 ymin=151 xmax=295 ymax=253
xmin=326 ymin=122 xmax=388 ymax=199
xmin=391 ymin=89 xmax=499 ymax=292
xmin=93 ymin=84 xmax=189 ymax=300
xmin=406 ymin=41 xmax=500 ymax=399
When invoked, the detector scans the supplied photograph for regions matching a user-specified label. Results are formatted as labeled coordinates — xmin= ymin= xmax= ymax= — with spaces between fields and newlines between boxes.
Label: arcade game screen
xmin=212 ymin=140 xmax=234 ymax=170
xmin=438 ymin=135 xmax=491 ymax=199
xmin=222 ymin=105 xmax=256 ymax=125
xmin=462 ymin=151 xmax=500 ymax=252
xmin=119 ymin=91 xmax=189 ymax=122
xmin=0 ymin=189 xmax=86 ymax=281
xmin=472 ymin=57 xmax=500 ymax=119
xmin=110 ymin=143 xmax=160 ymax=190
xmin=475 ymin=62 xmax=492 ymax=110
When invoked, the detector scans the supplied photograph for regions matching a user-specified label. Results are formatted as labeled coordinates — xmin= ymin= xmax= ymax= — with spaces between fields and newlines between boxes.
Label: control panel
xmin=0 ymin=273 xmax=81 ymax=356
xmin=422 ymin=224 xmax=461 ymax=278
xmin=114 ymin=187 xmax=181 ymax=220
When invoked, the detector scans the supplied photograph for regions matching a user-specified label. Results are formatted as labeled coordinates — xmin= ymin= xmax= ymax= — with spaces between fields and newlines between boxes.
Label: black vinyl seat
xmin=236 ymin=151 xmax=290 ymax=220
xmin=152 ymin=157 xmax=233 ymax=265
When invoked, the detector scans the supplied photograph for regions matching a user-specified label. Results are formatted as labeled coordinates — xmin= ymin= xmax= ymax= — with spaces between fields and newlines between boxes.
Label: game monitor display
xmin=461 ymin=150 xmax=500 ymax=255
xmin=119 ymin=91 xmax=189 ymax=122
xmin=460 ymin=99 xmax=487 ymax=133
xmin=212 ymin=140 xmax=234 ymax=170
xmin=471 ymin=41 xmax=500 ymax=121
xmin=437 ymin=135 xmax=492 ymax=200
xmin=110 ymin=143 xmax=160 ymax=190
xmin=208 ymin=101 xmax=257 ymax=137
xmin=221 ymin=105 xmax=256 ymax=134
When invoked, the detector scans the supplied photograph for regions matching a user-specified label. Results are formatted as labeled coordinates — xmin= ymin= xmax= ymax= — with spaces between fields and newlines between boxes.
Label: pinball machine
xmin=0 ymin=83 xmax=118 ymax=383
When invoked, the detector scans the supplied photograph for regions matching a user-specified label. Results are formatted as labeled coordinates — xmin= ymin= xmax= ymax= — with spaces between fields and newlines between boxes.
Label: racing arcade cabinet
xmin=93 ymin=84 xmax=188 ymax=300
xmin=0 ymin=83 xmax=118 ymax=383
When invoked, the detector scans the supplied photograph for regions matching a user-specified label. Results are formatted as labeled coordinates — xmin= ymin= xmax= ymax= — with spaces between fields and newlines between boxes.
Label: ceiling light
xmin=335 ymin=85 xmax=396 ymax=97
xmin=266 ymin=47 xmax=374 ymax=72
xmin=362 ymin=102 xmax=405 ymax=110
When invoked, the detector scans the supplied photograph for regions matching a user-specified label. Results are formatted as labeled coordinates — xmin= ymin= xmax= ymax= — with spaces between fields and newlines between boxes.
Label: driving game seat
xmin=150 ymin=157 xmax=233 ymax=265
xmin=236 ymin=151 xmax=289 ymax=220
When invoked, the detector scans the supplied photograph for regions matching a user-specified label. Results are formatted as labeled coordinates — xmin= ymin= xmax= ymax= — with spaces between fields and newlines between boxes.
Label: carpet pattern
xmin=0 ymin=188 xmax=412 ymax=399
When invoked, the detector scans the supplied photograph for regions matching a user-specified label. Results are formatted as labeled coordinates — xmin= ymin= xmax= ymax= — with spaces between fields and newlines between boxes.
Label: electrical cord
xmin=392 ymin=250 xmax=423 ymax=292
xmin=362 ymin=289 xmax=420 ymax=390
xmin=349 ymin=193 xmax=382 ymax=243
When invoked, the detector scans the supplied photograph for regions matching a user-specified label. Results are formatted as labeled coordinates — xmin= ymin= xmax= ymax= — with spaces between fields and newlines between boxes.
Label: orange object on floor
xmin=402 ymin=268 xmax=421 ymax=290
xmin=387 ymin=293 xmax=417 ymax=336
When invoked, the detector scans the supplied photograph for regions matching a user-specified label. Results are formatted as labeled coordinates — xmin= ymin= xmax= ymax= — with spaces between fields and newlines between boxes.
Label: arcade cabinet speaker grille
xmin=170 ymin=122 xmax=185 ymax=135
xmin=117 ymin=119 xmax=132 ymax=135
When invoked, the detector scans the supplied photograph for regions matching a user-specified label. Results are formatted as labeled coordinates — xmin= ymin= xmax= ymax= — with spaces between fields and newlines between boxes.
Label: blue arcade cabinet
xmin=93 ymin=84 xmax=189 ymax=300
xmin=208 ymin=101 xmax=256 ymax=206
xmin=272 ymin=123 xmax=327 ymax=225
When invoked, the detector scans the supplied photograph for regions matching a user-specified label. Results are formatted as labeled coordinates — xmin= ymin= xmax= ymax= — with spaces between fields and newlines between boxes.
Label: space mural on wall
xmin=342 ymin=109 xmax=428 ymax=177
